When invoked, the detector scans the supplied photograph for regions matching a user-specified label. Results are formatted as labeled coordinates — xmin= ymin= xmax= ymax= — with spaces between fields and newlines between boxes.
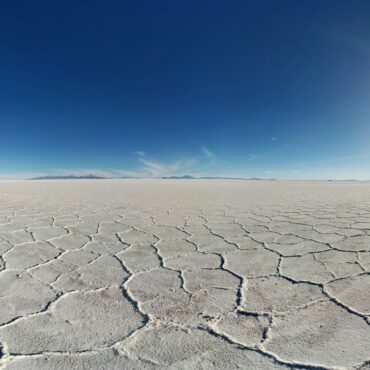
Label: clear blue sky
xmin=1 ymin=0 xmax=370 ymax=179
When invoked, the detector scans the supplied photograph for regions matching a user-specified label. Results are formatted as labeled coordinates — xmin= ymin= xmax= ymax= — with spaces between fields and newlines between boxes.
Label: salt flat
xmin=0 ymin=180 xmax=369 ymax=370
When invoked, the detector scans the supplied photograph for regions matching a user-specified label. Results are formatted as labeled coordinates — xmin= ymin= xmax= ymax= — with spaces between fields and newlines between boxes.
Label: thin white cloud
xmin=201 ymin=146 xmax=214 ymax=158
xmin=133 ymin=151 xmax=146 ymax=157
xmin=4 ymin=148 xmax=221 ymax=180
xmin=324 ymin=27 xmax=370 ymax=53
xmin=271 ymin=137 xmax=278 ymax=141
xmin=116 ymin=157 xmax=198 ymax=178
xmin=2 ymin=156 xmax=200 ymax=180
xmin=248 ymin=154 xmax=258 ymax=161
xmin=200 ymin=145 xmax=217 ymax=167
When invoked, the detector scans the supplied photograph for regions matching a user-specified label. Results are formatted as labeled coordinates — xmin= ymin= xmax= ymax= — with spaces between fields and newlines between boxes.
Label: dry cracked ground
xmin=0 ymin=180 xmax=369 ymax=370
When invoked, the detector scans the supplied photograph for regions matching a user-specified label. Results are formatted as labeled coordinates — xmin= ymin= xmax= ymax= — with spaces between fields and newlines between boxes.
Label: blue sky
xmin=1 ymin=0 xmax=370 ymax=179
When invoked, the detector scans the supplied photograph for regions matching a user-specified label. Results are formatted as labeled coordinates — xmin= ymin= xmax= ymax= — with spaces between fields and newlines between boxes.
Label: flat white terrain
xmin=0 ymin=180 xmax=369 ymax=370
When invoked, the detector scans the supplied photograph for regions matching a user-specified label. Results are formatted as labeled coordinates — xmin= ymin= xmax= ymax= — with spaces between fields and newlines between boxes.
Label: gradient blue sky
xmin=1 ymin=0 xmax=370 ymax=179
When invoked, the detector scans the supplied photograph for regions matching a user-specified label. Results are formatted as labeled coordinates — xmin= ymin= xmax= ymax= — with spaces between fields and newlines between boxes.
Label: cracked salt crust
xmin=0 ymin=179 xmax=369 ymax=369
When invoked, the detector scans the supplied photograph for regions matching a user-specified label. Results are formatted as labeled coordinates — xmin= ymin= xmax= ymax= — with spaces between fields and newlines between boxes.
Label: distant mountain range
xmin=29 ymin=174 xmax=277 ymax=180
xmin=162 ymin=175 xmax=195 ymax=179
xmin=162 ymin=175 xmax=276 ymax=180
xmin=29 ymin=174 xmax=107 ymax=180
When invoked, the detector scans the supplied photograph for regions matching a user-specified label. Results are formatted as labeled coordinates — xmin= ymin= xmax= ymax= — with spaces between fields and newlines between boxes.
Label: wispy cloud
xmin=248 ymin=154 xmax=258 ymax=161
xmin=4 ymin=147 xmax=220 ymax=180
xmin=329 ymin=29 xmax=370 ymax=53
xmin=201 ymin=146 xmax=215 ymax=159
xmin=116 ymin=157 xmax=198 ymax=178
xmin=121 ymin=146 xmax=221 ymax=178
xmin=314 ymin=25 xmax=370 ymax=53
xmin=200 ymin=145 xmax=218 ymax=167
xmin=271 ymin=137 xmax=278 ymax=141
xmin=133 ymin=151 xmax=146 ymax=157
